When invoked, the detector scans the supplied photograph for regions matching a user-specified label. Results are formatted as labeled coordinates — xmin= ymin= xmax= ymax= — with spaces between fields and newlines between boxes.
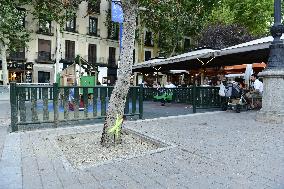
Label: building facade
xmin=0 ymin=0 xmax=159 ymax=85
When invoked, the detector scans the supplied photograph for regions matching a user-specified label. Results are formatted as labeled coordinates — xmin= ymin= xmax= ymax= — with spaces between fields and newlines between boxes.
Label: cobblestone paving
xmin=0 ymin=111 xmax=284 ymax=189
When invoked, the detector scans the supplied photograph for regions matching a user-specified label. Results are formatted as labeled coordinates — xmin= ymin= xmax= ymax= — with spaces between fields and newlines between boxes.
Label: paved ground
xmin=0 ymin=109 xmax=283 ymax=189
xmin=0 ymin=100 xmax=10 ymax=159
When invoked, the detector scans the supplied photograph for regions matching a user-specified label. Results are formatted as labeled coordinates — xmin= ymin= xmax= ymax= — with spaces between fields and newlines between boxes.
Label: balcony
xmin=37 ymin=20 xmax=53 ymax=36
xmin=144 ymin=31 xmax=154 ymax=47
xmin=37 ymin=27 xmax=53 ymax=36
xmin=88 ymin=1 xmax=101 ymax=14
xmin=108 ymin=24 xmax=119 ymax=40
xmin=8 ymin=51 xmax=25 ymax=61
xmin=88 ymin=56 xmax=97 ymax=64
xmin=36 ymin=51 xmax=53 ymax=63
xmin=65 ymin=25 xmax=78 ymax=33
xmin=87 ymin=28 xmax=100 ymax=37
xmin=108 ymin=58 xmax=118 ymax=68
xmin=144 ymin=39 xmax=154 ymax=47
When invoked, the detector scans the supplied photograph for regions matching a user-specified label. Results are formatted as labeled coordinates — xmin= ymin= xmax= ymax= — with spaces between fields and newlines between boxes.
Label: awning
xmin=133 ymin=49 xmax=217 ymax=72
xmin=208 ymin=35 xmax=284 ymax=67
xmin=133 ymin=35 xmax=283 ymax=73
xmin=225 ymin=63 xmax=266 ymax=71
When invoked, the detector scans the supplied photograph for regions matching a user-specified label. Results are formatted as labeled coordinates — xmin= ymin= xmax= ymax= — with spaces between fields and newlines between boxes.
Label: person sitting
xmin=246 ymin=74 xmax=263 ymax=109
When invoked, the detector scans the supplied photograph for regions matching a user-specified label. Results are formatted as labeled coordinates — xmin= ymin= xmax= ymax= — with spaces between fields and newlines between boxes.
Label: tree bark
xmin=55 ymin=24 xmax=62 ymax=82
xmin=0 ymin=42 xmax=8 ymax=85
xmin=169 ymin=43 xmax=177 ymax=57
xmin=101 ymin=1 xmax=138 ymax=147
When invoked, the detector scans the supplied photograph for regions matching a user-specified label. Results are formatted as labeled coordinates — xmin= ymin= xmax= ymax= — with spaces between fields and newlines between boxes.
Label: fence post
xmin=139 ymin=84 xmax=143 ymax=119
xmin=192 ymin=85 xmax=197 ymax=113
xmin=10 ymin=83 xmax=18 ymax=132
xmin=53 ymin=83 xmax=59 ymax=127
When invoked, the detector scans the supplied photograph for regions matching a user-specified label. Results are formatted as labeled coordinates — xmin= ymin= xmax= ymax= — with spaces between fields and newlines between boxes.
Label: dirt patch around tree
xmin=57 ymin=129 xmax=169 ymax=169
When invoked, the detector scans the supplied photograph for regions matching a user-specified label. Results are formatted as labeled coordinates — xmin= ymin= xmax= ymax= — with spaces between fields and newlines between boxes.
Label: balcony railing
xmin=144 ymin=39 xmax=154 ymax=47
xmin=9 ymin=51 xmax=25 ymax=61
xmin=88 ymin=56 xmax=97 ymax=64
xmin=108 ymin=58 xmax=118 ymax=67
xmin=65 ymin=25 xmax=78 ymax=33
xmin=108 ymin=26 xmax=119 ymax=40
xmin=64 ymin=56 xmax=75 ymax=63
xmin=87 ymin=27 xmax=100 ymax=37
xmin=37 ymin=51 xmax=52 ymax=62
xmin=37 ymin=27 xmax=53 ymax=36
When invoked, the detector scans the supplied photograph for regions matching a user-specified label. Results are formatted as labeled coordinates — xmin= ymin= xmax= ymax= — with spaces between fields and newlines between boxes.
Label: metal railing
xmin=37 ymin=51 xmax=52 ymax=62
xmin=10 ymin=83 xmax=144 ymax=132
xmin=143 ymin=86 xmax=222 ymax=111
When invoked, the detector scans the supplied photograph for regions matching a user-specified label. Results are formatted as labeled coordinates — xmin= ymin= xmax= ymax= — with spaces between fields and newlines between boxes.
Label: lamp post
xmin=257 ymin=0 xmax=284 ymax=123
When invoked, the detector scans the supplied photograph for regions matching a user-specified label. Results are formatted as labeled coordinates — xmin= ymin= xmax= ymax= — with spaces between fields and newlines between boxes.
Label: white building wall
xmin=24 ymin=1 xmax=122 ymax=84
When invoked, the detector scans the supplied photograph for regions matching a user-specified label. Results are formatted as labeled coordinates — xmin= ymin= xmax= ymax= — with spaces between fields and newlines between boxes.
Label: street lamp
xmin=257 ymin=0 xmax=284 ymax=123
xmin=267 ymin=0 xmax=284 ymax=69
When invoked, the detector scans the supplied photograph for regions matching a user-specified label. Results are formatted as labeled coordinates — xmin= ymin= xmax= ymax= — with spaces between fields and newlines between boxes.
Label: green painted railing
xmin=10 ymin=83 xmax=143 ymax=132
xmin=143 ymin=86 xmax=222 ymax=112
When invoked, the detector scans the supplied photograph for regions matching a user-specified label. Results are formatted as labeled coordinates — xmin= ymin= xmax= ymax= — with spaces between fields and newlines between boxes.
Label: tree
xmin=97 ymin=0 xmax=221 ymax=146
xmin=32 ymin=0 xmax=82 ymax=81
xmin=139 ymin=0 xmax=219 ymax=57
xmin=197 ymin=23 xmax=254 ymax=49
xmin=100 ymin=0 xmax=138 ymax=147
xmin=205 ymin=0 xmax=274 ymax=36
xmin=0 ymin=0 xmax=30 ymax=85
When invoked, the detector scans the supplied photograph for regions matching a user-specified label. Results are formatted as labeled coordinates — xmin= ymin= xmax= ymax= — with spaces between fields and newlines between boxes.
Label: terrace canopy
xmin=133 ymin=36 xmax=284 ymax=73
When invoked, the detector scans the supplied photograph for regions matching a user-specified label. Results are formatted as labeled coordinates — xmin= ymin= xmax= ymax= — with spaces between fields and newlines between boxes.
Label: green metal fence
xmin=10 ymin=83 xmax=143 ymax=132
xmin=143 ymin=86 xmax=222 ymax=112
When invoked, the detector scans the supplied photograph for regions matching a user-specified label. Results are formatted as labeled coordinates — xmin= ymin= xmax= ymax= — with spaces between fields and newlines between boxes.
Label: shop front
xmin=7 ymin=61 xmax=33 ymax=83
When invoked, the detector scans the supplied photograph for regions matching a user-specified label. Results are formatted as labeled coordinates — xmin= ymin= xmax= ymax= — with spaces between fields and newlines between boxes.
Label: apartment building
xmin=2 ymin=0 xmax=159 ymax=85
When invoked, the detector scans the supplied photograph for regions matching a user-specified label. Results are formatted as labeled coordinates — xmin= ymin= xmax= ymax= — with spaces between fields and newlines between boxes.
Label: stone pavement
xmin=0 ymin=110 xmax=284 ymax=189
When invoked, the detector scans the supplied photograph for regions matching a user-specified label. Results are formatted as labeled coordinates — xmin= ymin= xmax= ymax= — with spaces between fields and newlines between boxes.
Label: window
xmin=17 ymin=8 xmax=26 ymax=27
xmin=108 ymin=22 xmax=119 ymax=40
xmin=108 ymin=47 xmax=116 ymax=66
xmin=184 ymin=38 xmax=191 ymax=51
xmin=145 ymin=31 xmax=153 ymax=46
xmin=38 ymin=71 xmax=50 ymax=83
xmin=88 ymin=0 xmax=101 ymax=14
xmin=38 ymin=20 xmax=52 ymax=34
xmin=9 ymin=47 xmax=25 ymax=60
xmin=89 ymin=17 xmax=98 ymax=36
xmin=65 ymin=40 xmax=75 ymax=62
xmin=88 ymin=44 xmax=97 ymax=64
xmin=66 ymin=17 xmax=76 ymax=32
xmin=133 ymin=49 xmax=135 ymax=64
xmin=145 ymin=50 xmax=152 ymax=61
xmin=38 ymin=39 xmax=51 ymax=61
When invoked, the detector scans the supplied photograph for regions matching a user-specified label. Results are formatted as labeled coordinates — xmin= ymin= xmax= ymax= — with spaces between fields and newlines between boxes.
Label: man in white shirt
xmin=251 ymin=74 xmax=263 ymax=94
xmin=165 ymin=82 xmax=176 ymax=88
xmin=246 ymin=74 xmax=263 ymax=109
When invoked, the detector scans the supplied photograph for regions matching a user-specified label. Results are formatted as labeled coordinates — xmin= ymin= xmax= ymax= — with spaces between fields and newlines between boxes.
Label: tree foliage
xmin=0 ymin=0 xmax=30 ymax=51
xmin=197 ymin=23 xmax=254 ymax=49
xmin=139 ymin=0 xmax=219 ymax=57
xmin=205 ymin=0 xmax=274 ymax=36
xmin=31 ymin=0 xmax=82 ymax=27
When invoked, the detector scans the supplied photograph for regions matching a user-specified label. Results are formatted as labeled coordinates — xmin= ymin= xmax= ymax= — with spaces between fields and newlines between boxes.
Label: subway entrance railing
xmin=10 ymin=83 xmax=222 ymax=132
xmin=143 ymin=86 xmax=222 ymax=112
xmin=10 ymin=83 xmax=143 ymax=132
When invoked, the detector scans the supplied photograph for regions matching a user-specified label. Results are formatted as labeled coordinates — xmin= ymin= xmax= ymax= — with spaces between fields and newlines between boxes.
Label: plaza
xmin=0 ymin=98 xmax=283 ymax=189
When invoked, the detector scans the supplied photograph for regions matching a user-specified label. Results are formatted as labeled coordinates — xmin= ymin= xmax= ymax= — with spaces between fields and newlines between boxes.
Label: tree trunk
xmin=101 ymin=1 xmax=138 ymax=147
xmin=0 ymin=42 xmax=8 ymax=85
xmin=169 ymin=43 xmax=177 ymax=57
xmin=55 ymin=24 xmax=62 ymax=82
